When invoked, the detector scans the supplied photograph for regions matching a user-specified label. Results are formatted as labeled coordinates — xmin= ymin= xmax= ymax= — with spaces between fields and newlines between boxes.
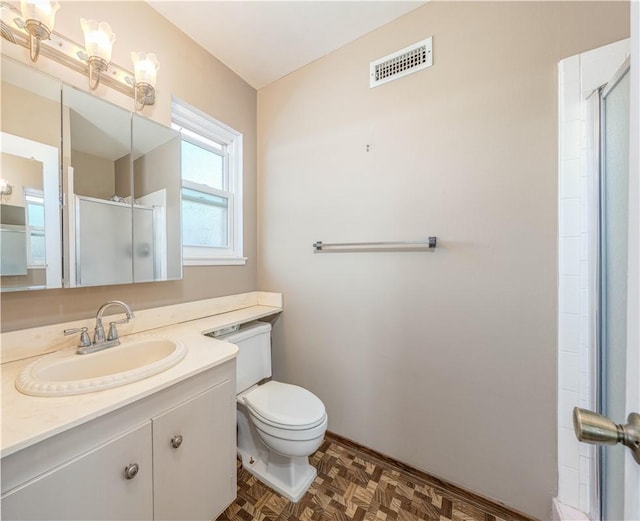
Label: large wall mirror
xmin=1 ymin=57 xmax=62 ymax=291
xmin=1 ymin=57 xmax=182 ymax=291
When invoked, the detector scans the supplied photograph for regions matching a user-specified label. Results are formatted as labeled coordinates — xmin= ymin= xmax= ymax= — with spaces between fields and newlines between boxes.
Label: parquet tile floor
xmin=216 ymin=436 xmax=532 ymax=521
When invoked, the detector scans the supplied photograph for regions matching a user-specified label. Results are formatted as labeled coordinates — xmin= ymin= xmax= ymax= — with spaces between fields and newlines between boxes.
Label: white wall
xmin=258 ymin=2 xmax=630 ymax=518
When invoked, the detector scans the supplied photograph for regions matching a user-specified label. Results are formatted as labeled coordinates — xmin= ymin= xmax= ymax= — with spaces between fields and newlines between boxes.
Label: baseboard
xmin=325 ymin=431 xmax=538 ymax=521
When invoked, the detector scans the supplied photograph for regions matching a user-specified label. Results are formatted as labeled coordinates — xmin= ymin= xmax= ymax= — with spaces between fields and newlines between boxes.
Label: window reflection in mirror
xmin=62 ymin=84 xmax=133 ymax=287
xmin=0 ymin=57 xmax=62 ymax=292
xmin=132 ymin=115 xmax=182 ymax=282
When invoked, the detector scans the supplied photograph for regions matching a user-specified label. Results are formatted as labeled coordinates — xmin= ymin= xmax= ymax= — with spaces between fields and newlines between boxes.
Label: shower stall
xmin=556 ymin=40 xmax=635 ymax=521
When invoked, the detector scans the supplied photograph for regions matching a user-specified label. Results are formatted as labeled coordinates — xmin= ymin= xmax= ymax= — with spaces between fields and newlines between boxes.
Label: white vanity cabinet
xmin=152 ymin=380 xmax=236 ymax=520
xmin=1 ymin=360 xmax=237 ymax=521
xmin=2 ymin=422 xmax=154 ymax=520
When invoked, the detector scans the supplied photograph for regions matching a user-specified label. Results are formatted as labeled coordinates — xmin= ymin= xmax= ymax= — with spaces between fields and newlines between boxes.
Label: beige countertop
xmin=1 ymin=303 xmax=281 ymax=458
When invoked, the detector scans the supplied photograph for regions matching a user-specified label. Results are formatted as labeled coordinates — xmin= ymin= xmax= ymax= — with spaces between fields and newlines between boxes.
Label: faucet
xmin=94 ymin=300 xmax=135 ymax=346
xmin=64 ymin=300 xmax=135 ymax=355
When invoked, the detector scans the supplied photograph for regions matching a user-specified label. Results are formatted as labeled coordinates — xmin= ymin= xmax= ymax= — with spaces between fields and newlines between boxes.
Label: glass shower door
xmin=599 ymin=64 xmax=630 ymax=521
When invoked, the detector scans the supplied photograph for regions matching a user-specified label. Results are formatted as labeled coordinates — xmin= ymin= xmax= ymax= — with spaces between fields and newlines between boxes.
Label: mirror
xmin=131 ymin=115 xmax=182 ymax=282
xmin=1 ymin=58 xmax=183 ymax=291
xmin=63 ymin=84 xmax=133 ymax=287
xmin=0 ymin=57 xmax=62 ymax=292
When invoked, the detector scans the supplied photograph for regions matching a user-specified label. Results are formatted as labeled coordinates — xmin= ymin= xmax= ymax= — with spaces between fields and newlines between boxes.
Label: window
xmin=24 ymin=187 xmax=45 ymax=267
xmin=172 ymin=98 xmax=244 ymax=265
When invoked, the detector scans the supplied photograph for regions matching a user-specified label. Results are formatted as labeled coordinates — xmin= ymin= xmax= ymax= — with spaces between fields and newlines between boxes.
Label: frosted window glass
xmin=182 ymin=188 xmax=228 ymax=248
xmin=30 ymin=231 xmax=45 ymax=261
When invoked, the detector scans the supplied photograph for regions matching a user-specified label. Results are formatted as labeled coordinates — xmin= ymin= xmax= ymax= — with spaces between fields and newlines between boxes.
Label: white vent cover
xmin=370 ymin=37 xmax=433 ymax=88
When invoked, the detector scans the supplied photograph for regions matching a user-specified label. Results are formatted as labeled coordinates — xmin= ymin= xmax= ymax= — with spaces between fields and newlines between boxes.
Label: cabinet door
xmin=152 ymin=380 xmax=236 ymax=521
xmin=1 ymin=422 xmax=153 ymax=521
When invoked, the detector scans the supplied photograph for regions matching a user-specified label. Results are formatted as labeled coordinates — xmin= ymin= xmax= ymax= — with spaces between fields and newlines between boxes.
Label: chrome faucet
xmin=94 ymin=300 xmax=135 ymax=345
xmin=65 ymin=300 xmax=135 ymax=355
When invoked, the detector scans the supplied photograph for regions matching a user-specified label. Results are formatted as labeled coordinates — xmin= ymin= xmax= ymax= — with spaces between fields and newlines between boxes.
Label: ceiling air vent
xmin=370 ymin=37 xmax=433 ymax=88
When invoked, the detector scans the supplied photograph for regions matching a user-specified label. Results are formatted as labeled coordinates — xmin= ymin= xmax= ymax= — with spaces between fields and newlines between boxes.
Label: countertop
xmin=1 ymin=304 xmax=281 ymax=458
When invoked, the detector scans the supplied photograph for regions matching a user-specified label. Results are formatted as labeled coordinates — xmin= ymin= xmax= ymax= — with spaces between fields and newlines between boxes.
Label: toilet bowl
xmin=218 ymin=322 xmax=328 ymax=502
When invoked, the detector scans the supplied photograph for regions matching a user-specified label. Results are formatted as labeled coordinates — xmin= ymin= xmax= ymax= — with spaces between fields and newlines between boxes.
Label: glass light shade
xmin=80 ymin=18 xmax=115 ymax=62
xmin=20 ymin=0 xmax=60 ymax=30
xmin=131 ymin=52 xmax=160 ymax=87
xmin=0 ymin=178 xmax=12 ymax=195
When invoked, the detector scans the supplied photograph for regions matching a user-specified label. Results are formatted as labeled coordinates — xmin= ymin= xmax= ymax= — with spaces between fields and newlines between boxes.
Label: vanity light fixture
xmin=0 ymin=178 xmax=13 ymax=197
xmin=1 ymin=3 xmax=158 ymax=106
xmin=79 ymin=18 xmax=115 ymax=91
xmin=130 ymin=52 xmax=159 ymax=110
xmin=18 ymin=0 xmax=60 ymax=62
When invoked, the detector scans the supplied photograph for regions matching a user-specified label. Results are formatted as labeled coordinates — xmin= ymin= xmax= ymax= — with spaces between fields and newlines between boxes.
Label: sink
xmin=16 ymin=336 xmax=188 ymax=397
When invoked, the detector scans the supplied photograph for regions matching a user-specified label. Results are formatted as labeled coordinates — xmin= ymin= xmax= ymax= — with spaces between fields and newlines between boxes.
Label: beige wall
xmin=0 ymin=154 xmax=43 ymax=207
xmin=71 ymin=150 xmax=116 ymax=200
xmin=257 ymin=1 xmax=629 ymax=518
xmin=0 ymin=1 xmax=257 ymax=331
xmin=0 ymin=81 xmax=60 ymax=148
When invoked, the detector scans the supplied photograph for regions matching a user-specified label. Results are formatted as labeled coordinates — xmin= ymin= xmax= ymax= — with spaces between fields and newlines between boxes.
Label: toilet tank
xmin=217 ymin=322 xmax=272 ymax=394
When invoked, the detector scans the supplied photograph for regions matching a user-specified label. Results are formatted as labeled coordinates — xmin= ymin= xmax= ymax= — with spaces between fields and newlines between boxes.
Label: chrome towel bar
xmin=313 ymin=237 xmax=437 ymax=253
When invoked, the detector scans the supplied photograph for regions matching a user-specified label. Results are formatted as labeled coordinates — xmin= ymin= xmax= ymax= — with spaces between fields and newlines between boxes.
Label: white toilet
xmin=219 ymin=322 xmax=328 ymax=502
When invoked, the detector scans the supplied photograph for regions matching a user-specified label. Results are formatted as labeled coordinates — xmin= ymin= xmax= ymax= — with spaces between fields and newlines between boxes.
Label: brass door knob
xmin=573 ymin=407 xmax=640 ymax=464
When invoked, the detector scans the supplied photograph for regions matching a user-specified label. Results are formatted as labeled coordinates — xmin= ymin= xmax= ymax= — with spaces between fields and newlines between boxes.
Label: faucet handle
xmin=107 ymin=318 xmax=129 ymax=341
xmin=64 ymin=327 xmax=92 ymax=348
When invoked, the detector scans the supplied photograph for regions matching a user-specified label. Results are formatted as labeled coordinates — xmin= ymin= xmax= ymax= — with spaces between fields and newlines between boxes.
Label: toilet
xmin=218 ymin=322 xmax=328 ymax=502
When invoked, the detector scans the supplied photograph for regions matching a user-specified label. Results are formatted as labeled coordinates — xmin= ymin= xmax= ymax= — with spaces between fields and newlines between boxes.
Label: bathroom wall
xmin=257 ymin=2 xmax=630 ymax=518
xmin=0 ymin=1 xmax=257 ymax=331
xmin=71 ymin=151 xmax=116 ymax=199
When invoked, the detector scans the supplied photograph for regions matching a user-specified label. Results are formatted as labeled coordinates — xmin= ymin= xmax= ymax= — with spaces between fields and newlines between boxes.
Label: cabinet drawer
xmin=1 ymin=422 xmax=153 ymax=521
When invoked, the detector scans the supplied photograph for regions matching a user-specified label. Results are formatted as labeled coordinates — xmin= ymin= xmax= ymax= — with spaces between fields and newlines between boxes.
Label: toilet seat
xmin=243 ymin=381 xmax=326 ymax=430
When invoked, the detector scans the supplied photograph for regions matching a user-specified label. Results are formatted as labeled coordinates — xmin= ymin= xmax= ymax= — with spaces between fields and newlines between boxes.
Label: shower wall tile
xmin=559 ymin=390 xmax=580 ymax=429
xmin=559 ymin=275 xmax=580 ymax=314
xmin=559 ymin=427 xmax=580 ymax=468
xmin=560 ymin=159 xmax=580 ymax=199
xmin=559 ymin=351 xmax=580 ymax=391
xmin=558 ymin=465 xmax=580 ymax=506
xmin=559 ymin=313 xmax=580 ymax=352
xmin=560 ymin=237 xmax=580 ymax=275
xmin=559 ymin=199 xmax=581 ymax=237
xmin=561 ymin=121 xmax=581 ymax=160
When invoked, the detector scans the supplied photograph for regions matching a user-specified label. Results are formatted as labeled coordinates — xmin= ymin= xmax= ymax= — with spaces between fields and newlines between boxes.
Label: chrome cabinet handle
xmin=573 ymin=407 xmax=640 ymax=464
xmin=124 ymin=463 xmax=139 ymax=479
xmin=171 ymin=434 xmax=183 ymax=449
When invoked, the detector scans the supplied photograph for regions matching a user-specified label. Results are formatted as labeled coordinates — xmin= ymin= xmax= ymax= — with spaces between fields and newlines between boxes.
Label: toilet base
xmin=237 ymin=404 xmax=319 ymax=502
xmin=238 ymin=447 xmax=317 ymax=502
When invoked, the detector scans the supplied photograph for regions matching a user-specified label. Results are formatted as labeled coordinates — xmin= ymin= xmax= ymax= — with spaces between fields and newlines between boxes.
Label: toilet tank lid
xmin=216 ymin=321 xmax=271 ymax=343
xmin=244 ymin=381 xmax=326 ymax=427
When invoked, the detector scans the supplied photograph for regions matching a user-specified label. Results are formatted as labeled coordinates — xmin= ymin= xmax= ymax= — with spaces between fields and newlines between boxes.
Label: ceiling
xmin=147 ymin=1 xmax=427 ymax=90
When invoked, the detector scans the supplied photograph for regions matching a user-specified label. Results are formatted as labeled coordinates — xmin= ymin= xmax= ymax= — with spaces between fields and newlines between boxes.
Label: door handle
xmin=573 ymin=407 xmax=640 ymax=464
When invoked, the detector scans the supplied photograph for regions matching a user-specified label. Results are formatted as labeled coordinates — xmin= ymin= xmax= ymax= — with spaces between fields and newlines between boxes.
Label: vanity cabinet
xmin=1 ymin=423 xmax=153 ymax=520
xmin=1 ymin=361 xmax=237 ymax=521
xmin=153 ymin=382 xmax=234 ymax=520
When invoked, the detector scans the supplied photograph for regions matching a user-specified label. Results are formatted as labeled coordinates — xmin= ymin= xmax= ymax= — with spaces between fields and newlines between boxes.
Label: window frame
xmin=172 ymin=98 xmax=245 ymax=266
xmin=23 ymin=187 xmax=46 ymax=269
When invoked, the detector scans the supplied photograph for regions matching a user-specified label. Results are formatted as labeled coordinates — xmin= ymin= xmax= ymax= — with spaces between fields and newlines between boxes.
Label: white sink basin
xmin=16 ymin=336 xmax=187 ymax=397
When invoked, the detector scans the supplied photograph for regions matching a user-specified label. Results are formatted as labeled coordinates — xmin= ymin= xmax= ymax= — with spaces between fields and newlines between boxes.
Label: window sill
xmin=183 ymin=257 xmax=247 ymax=266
